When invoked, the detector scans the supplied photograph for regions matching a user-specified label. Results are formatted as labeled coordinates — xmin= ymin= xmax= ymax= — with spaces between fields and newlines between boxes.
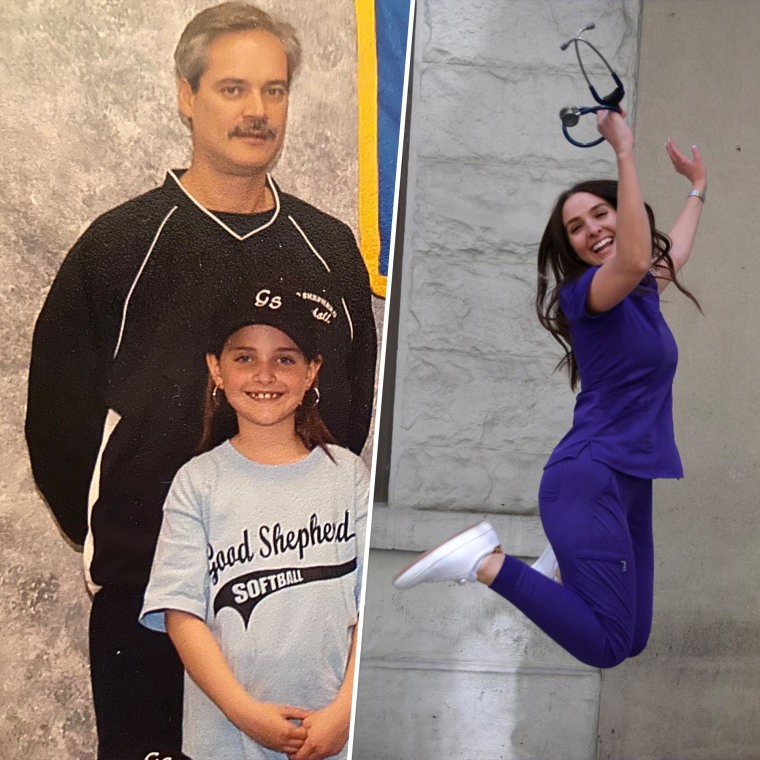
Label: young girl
xmin=141 ymin=281 xmax=368 ymax=760
xmin=393 ymin=109 xmax=706 ymax=669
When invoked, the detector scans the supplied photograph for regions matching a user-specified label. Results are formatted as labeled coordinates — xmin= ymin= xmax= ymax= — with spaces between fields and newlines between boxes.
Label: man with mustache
xmin=25 ymin=4 xmax=376 ymax=759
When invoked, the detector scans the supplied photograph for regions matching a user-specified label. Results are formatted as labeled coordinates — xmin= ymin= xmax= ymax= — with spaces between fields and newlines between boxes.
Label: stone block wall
xmin=355 ymin=1 xmax=640 ymax=758
xmin=389 ymin=0 xmax=640 ymax=513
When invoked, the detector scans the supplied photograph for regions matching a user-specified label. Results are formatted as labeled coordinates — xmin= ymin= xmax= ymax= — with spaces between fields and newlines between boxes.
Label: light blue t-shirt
xmin=141 ymin=442 xmax=368 ymax=760
xmin=545 ymin=267 xmax=682 ymax=479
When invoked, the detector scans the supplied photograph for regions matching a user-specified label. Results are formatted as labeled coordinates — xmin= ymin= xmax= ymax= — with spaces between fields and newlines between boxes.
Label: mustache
xmin=229 ymin=119 xmax=278 ymax=140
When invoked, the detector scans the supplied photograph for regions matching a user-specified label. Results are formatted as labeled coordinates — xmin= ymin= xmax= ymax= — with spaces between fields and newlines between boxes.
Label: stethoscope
xmin=559 ymin=23 xmax=625 ymax=148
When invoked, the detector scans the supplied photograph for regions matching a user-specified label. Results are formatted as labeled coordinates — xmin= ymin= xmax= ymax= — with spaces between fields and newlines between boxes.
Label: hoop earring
xmin=302 ymin=386 xmax=320 ymax=407
xmin=212 ymin=385 xmax=223 ymax=406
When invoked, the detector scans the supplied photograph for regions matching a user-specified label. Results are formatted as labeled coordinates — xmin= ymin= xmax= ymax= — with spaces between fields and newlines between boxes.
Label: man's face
xmin=179 ymin=29 xmax=289 ymax=177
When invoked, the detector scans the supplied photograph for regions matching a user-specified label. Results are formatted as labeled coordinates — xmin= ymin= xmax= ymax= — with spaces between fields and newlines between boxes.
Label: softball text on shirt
xmin=210 ymin=510 xmax=356 ymax=627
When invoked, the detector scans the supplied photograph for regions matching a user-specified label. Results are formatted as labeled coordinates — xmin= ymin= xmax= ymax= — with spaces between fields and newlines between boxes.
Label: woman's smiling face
xmin=562 ymin=191 xmax=618 ymax=266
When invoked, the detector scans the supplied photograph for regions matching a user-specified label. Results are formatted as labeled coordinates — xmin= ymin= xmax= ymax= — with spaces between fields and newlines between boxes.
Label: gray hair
xmin=175 ymin=2 xmax=302 ymax=93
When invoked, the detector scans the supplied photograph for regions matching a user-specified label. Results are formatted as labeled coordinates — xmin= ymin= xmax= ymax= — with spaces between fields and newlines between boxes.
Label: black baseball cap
xmin=206 ymin=280 xmax=340 ymax=359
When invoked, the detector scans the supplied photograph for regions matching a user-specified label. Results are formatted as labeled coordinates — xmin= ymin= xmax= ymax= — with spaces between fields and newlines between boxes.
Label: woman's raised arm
xmin=586 ymin=109 xmax=653 ymax=312
xmin=656 ymin=140 xmax=707 ymax=291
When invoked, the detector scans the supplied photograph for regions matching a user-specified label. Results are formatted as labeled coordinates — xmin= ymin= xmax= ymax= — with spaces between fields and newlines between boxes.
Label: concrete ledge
xmin=361 ymin=658 xmax=596 ymax=677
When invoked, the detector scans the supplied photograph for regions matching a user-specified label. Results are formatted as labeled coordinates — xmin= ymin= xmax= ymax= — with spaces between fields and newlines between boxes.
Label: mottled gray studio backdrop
xmin=0 ymin=2 xmax=373 ymax=757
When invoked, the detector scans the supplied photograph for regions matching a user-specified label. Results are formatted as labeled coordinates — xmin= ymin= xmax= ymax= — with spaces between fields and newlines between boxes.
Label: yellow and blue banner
xmin=356 ymin=0 xmax=412 ymax=298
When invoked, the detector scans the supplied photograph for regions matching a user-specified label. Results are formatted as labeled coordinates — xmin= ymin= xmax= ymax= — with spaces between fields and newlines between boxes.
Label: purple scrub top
xmin=545 ymin=266 xmax=683 ymax=479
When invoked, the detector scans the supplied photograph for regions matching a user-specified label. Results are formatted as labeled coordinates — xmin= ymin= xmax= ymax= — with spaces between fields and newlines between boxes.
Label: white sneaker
xmin=393 ymin=521 xmax=500 ymax=590
xmin=532 ymin=544 xmax=561 ymax=583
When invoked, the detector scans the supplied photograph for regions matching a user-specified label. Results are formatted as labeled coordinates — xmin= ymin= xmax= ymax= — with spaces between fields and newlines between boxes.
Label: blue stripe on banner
xmin=375 ymin=0 xmax=411 ymax=278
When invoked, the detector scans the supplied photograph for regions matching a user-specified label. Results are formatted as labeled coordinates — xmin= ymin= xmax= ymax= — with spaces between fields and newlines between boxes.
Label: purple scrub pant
xmin=490 ymin=445 xmax=654 ymax=668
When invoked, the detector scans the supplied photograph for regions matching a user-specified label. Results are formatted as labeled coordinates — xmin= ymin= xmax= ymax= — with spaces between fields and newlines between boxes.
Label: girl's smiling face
xmin=562 ymin=191 xmax=618 ymax=266
xmin=206 ymin=324 xmax=320 ymax=434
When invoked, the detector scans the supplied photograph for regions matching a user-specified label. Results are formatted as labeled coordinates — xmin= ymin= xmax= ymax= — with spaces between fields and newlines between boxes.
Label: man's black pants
xmin=89 ymin=587 xmax=189 ymax=760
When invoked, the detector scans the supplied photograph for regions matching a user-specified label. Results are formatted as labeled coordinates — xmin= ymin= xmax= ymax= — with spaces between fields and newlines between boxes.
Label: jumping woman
xmin=393 ymin=109 xmax=706 ymax=669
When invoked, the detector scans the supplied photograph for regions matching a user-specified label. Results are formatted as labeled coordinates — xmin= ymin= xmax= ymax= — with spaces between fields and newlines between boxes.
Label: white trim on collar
xmin=167 ymin=170 xmax=281 ymax=240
